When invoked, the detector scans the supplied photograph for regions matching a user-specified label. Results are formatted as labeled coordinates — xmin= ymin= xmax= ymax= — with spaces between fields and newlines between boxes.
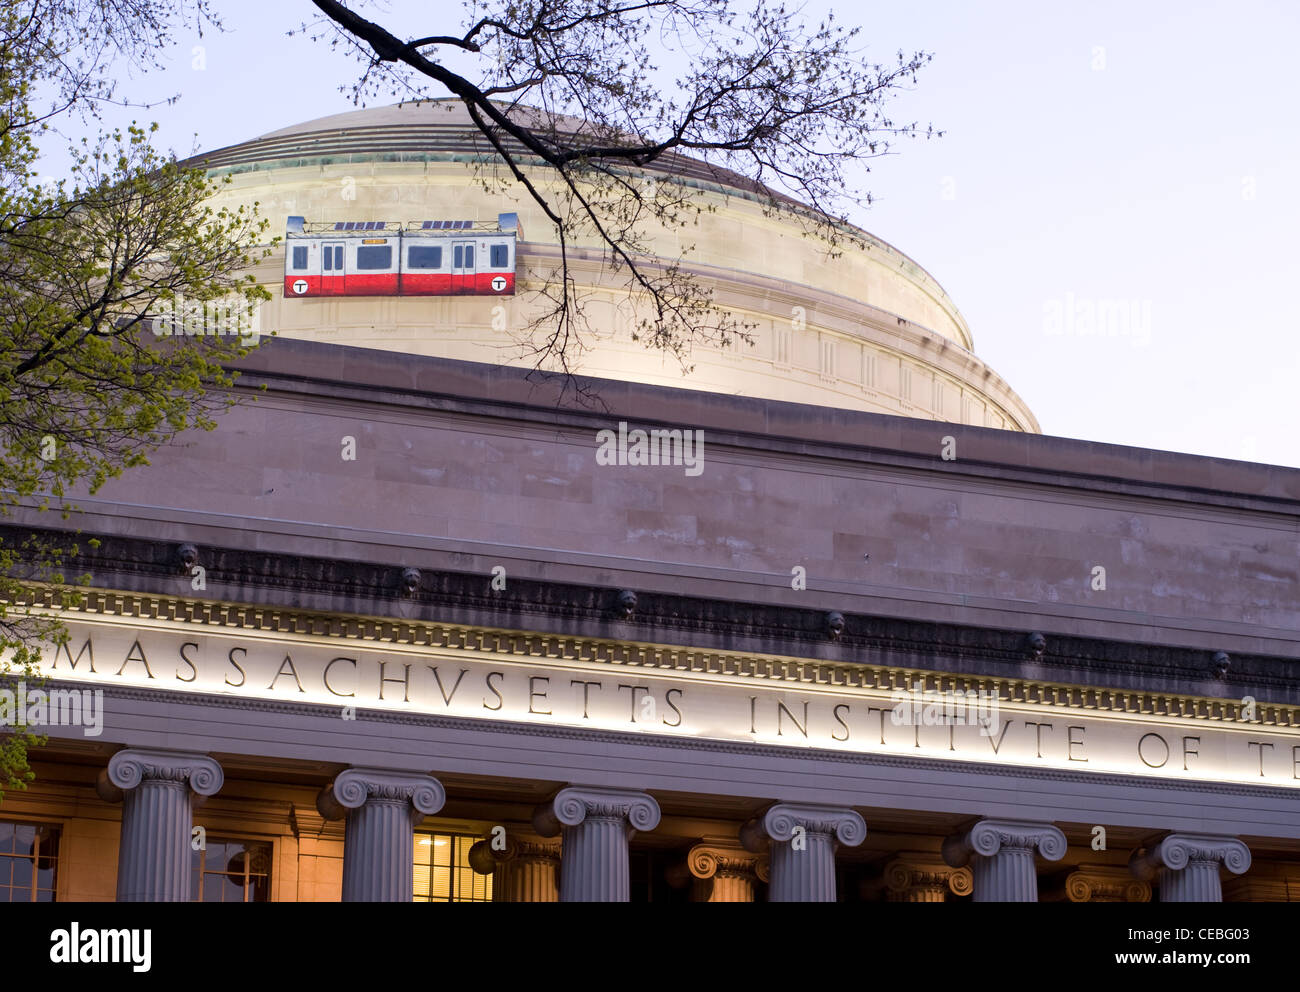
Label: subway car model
xmin=283 ymin=213 xmax=519 ymax=298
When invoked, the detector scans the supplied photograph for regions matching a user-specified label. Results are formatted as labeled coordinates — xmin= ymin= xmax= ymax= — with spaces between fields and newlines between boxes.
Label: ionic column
xmin=883 ymin=853 xmax=974 ymax=902
xmin=532 ymin=786 xmax=660 ymax=902
xmin=942 ymin=819 xmax=1066 ymax=902
xmin=317 ymin=767 xmax=445 ymax=902
xmin=95 ymin=748 xmax=224 ymax=902
xmin=669 ymin=839 xmax=769 ymax=902
xmin=740 ymin=803 xmax=866 ymax=902
xmin=469 ymin=834 xmax=561 ymax=902
xmin=1129 ymin=834 xmax=1251 ymax=903
xmin=1050 ymin=866 xmax=1151 ymax=903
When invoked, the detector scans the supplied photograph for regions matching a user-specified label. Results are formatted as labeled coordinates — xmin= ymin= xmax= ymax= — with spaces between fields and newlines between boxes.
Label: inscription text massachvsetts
xmin=28 ymin=620 xmax=1300 ymax=788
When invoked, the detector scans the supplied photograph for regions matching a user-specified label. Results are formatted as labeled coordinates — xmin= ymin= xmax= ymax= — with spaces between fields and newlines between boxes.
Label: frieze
xmin=15 ymin=587 xmax=1300 ymax=732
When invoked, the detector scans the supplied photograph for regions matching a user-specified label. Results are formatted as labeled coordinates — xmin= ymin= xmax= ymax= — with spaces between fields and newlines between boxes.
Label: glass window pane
xmin=0 ymin=823 xmax=13 ymax=853
xmin=249 ymin=873 xmax=269 ymax=903
xmin=323 ymin=246 xmax=333 ymax=271
xmin=356 ymin=246 xmax=392 ymax=270
xmin=408 ymin=246 xmax=442 ymax=269
xmin=203 ymin=872 xmax=226 ymax=903
xmin=292 ymin=246 xmax=308 ymax=269
xmin=431 ymin=865 xmax=450 ymax=900
xmin=464 ymin=245 xmax=474 ymax=267
xmin=453 ymin=245 xmax=462 ymax=268
xmin=11 ymin=857 xmax=31 ymax=892
xmin=335 ymin=247 xmax=343 ymax=269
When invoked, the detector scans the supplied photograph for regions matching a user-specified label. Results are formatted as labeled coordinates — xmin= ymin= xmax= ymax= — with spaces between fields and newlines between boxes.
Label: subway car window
xmin=408 ymin=246 xmax=443 ymax=269
xmin=356 ymin=246 xmax=392 ymax=270
xmin=490 ymin=244 xmax=508 ymax=267
xmin=292 ymin=246 xmax=308 ymax=269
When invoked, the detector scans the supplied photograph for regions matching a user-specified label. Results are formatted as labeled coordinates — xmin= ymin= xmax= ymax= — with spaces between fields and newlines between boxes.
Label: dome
xmin=192 ymin=100 xmax=1038 ymax=432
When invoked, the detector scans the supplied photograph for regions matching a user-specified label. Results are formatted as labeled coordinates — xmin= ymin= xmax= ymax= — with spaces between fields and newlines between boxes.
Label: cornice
xmin=10 ymin=528 xmax=1300 ymax=719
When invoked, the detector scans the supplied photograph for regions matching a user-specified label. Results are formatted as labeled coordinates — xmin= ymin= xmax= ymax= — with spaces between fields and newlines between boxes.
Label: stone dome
xmin=192 ymin=99 xmax=1038 ymax=432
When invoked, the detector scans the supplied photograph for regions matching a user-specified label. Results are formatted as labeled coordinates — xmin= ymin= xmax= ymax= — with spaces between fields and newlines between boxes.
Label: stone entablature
xmin=22 ymin=595 xmax=1300 ymax=792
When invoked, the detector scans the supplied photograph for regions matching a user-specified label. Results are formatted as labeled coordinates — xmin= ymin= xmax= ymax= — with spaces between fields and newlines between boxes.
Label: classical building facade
xmin=2 ymin=339 xmax=1297 ymax=902
xmin=1 ymin=104 xmax=1296 ymax=903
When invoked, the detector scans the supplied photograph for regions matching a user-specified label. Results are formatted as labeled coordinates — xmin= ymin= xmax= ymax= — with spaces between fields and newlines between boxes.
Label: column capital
xmin=1129 ymin=834 xmax=1251 ymax=880
xmin=942 ymin=818 xmax=1067 ymax=868
xmin=740 ymin=802 xmax=867 ymax=852
xmin=1057 ymin=866 xmax=1151 ymax=903
xmin=686 ymin=838 xmax=768 ymax=881
xmin=96 ymin=748 xmax=223 ymax=802
xmin=883 ymin=853 xmax=974 ymax=899
xmin=532 ymin=785 xmax=660 ymax=837
xmin=316 ymin=767 xmax=445 ymax=826
xmin=469 ymin=833 xmax=560 ymax=874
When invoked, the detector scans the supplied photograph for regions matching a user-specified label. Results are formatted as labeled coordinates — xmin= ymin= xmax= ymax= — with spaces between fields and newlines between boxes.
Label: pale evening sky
xmin=41 ymin=0 xmax=1300 ymax=468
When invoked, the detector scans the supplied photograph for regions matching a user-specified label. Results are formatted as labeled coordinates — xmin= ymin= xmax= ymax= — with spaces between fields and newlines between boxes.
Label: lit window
xmin=190 ymin=838 xmax=271 ymax=902
xmin=0 ymin=821 xmax=60 ymax=902
xmin=413 ymin=831 xmax=492 ymax=902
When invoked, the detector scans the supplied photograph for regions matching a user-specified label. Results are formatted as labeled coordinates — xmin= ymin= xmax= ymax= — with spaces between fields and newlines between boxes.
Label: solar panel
xmin=416 ymin=220 xmax=478 ymax=230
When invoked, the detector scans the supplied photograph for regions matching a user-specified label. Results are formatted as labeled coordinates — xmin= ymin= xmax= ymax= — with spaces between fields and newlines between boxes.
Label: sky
xmin=38 ymin=0 xmax=1300 ymax=468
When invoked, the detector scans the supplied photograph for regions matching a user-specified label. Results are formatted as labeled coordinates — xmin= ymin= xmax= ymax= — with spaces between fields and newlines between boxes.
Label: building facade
xmin=2 ymin=339 xmax=1297 ymax=902
xmin=1 ymin=104 xmax=1296 ymax=903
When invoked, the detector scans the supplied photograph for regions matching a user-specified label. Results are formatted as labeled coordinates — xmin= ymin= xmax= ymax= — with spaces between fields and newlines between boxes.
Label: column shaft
xmin=342 ymin=798 xmax=417 ymax=901
xmin=971 ymin=846 xmax=1038 ymax=902
xmin=1129 ymin=834 xmax=1251 ymax=904
xmin=533 ymin=786 xmax=661 ymax=903
xmin=117 ymin=780 xmax=192 ymax=901
xmin=740 ymin=803 xmax=866 ymax=903
xmin=769 ymin=831 xmax=838 ymax=902
xmin=942 ymin=819 xmax=1067 ymax=903
xmin=560 ymin=816 xmax=629 ymax=902
xmin=317 ymin=767 xmax=446 ymax=903
xmin=97 ymin=749 xmax=224 ymax=903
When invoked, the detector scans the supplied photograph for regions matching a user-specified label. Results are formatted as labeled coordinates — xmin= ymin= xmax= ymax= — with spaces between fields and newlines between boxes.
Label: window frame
xmin=190 ymin=835 xmax=274 ymax=903
xmin=413 ymin=829 xmax=493 ymax=903
xmin=0 ymin=819 xmax=61 ymax=902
